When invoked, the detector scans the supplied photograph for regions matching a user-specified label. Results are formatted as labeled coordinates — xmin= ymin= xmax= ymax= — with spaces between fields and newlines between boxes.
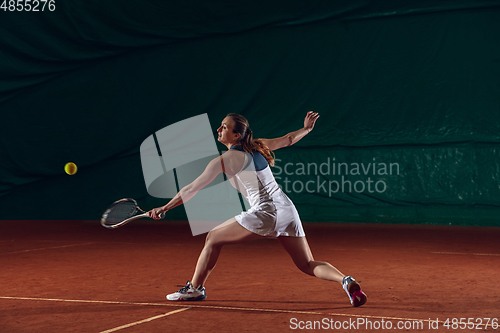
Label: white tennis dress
xmin=229 ymin=145 xmax=305 ymax=238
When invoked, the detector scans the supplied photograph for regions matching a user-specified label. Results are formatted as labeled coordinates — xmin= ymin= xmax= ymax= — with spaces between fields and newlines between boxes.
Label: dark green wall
xmin=1 ymin=1 xmax=500 ymax=225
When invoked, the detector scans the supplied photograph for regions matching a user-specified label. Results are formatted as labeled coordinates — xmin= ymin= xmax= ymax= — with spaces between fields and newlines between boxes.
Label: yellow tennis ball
xmin=64 ymin=162 xmax=77 ymax=175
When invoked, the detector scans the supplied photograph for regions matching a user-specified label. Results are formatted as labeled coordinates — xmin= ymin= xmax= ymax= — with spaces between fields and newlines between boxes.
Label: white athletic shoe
xmin=342 ymin=276 xmax=367 ymax=307
xmin=166 ymin=281 xmax=206 ymax=301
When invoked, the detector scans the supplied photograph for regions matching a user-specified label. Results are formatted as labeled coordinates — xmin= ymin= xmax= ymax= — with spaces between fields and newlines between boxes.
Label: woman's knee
xmin=205 ymin=228 xmax=227 ymax=248
xmin=205 ymin=230 xmax=218 ymax=246
xmin=293 ymin=260 xmax=314 ymax=276
xmin=279 ymin=236 xmax=315 ymax=275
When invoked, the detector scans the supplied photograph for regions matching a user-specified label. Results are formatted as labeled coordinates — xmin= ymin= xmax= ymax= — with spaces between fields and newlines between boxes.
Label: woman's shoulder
xmin=220 ymin=149 xmax=247 ymax=175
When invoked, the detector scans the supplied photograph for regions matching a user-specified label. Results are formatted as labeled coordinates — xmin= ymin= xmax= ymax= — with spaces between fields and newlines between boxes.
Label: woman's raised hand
xmin=304 ymin=111 xmax=320 ymax=132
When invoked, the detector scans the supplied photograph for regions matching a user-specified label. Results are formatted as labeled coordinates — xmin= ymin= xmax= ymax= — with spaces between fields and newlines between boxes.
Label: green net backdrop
xmin=1 ymin=1 xmax=500 ymax=225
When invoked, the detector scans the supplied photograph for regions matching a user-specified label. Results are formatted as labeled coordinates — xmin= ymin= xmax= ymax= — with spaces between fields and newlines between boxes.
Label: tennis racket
xmin=101 ymin=198 xmax=165 ymax=229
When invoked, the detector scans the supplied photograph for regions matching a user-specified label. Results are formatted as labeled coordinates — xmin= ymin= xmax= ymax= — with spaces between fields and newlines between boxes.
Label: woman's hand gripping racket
xmin=101 ymin=198 xmax=165 ymax=229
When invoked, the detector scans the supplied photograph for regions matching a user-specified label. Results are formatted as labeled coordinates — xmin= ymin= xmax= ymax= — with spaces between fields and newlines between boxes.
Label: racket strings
xmin=103 ymin=202 xmax=137 ymax=226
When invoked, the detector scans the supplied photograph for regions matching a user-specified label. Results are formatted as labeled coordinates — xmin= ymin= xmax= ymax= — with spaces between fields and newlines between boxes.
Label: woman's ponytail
xmin=227 ymin=113 xmax=275 ymax=167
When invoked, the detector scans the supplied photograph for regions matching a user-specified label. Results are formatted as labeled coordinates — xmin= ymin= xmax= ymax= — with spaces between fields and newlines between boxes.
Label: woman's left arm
xmin=148 ymin=156 xmax=223 ymax=219
xmin=260 ymin=111 xmax=319 ymax=151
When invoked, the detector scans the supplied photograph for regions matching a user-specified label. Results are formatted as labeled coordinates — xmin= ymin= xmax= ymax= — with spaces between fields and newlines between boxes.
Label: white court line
xmin=0 ymin=242 xmax=94 ymax=255
xmin=99 ymin=307 xmax=190 ymax=333
xmin=0 ymin=296 xmax=474 ymax=328
xmin=0 ymin=296 xmax=325 ymax=316
xmin=432 ymin=251 xmax=500 ymax=256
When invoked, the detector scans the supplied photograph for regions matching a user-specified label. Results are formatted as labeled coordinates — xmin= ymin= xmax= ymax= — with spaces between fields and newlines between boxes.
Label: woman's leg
xmin=278 ymin=236 xmax=345 ymax=284
xmin=191 ymin=218 xmax=262 ymax=288
xmin=279 ymin=236 xmax=367 ymax=306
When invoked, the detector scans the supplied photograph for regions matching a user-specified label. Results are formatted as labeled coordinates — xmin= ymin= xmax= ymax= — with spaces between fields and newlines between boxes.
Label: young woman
xmin=148 ymin=111 xmax=367 ymax=307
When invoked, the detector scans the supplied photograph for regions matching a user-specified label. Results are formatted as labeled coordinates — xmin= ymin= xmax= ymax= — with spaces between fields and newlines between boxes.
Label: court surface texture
xmin=1 ymin=220 xmax=499 ymax=332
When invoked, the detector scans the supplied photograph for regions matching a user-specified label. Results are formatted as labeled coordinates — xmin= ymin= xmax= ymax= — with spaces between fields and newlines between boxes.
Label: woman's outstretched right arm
xmin=147 ymin=156 xmax=223 ymax=219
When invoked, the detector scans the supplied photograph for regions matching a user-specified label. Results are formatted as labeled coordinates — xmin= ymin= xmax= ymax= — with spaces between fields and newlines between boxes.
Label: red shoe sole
xmin=348 ymin=281 xmax=367 ymax=307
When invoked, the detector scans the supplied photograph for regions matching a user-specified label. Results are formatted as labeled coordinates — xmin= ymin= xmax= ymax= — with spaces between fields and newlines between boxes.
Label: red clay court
xmin=1 ymin=220 xmax=499 ymax=332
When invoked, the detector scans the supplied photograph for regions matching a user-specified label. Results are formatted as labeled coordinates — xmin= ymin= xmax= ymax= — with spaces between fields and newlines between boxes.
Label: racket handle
xmin=159 ymin=212 xmax=165 ymax=219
